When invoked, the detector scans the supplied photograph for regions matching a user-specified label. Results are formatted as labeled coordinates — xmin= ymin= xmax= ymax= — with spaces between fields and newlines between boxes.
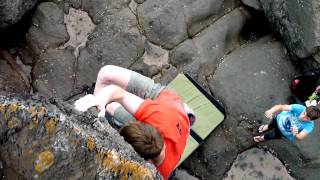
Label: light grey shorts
xmin=109 ymin=71 xmax=166 ymax=129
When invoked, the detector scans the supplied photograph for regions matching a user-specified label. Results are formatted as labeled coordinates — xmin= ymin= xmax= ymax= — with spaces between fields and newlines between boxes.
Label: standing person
xmin=253 ymin=104 xmax=320 ymax=143
xmin=74 ymin=65 xmax=190 ymax=179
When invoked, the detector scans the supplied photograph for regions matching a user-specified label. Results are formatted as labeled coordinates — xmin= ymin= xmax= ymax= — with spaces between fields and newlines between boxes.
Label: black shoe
xmin=82 ymin=83 xmax=96 ymax=94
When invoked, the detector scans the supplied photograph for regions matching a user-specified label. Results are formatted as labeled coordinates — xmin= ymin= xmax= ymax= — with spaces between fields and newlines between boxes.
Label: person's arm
xmin=265 ymin=104 xmax=291 ymax=119
xmin=292 ymin=127 xmax=308 ymax=140
xmin=74 ymin=85 xmax=144 ymax=117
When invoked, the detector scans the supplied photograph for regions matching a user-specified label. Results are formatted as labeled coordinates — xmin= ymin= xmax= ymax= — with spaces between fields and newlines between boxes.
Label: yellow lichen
xmin=102 ymin=150 xmax=154 ymax=180
xmin=87 ymin=136 xmax=95 ymax=152
xmin=35 ymin=150 xmax=54 ymax=174
xmin=29 ymin=118 xmax=39 ymax=129
xmin=7 ymin=118 xmax=21 ymax=129
xmin=120 ymin=160 xmax=153 ymax=180
xmin=0 ymin=104 xmax=4 ymax=113
xmin=8 ymin=104 xmax=18 ymax=113
xmin=102 ymin=151 xmax=121 ymax=172
xmin=38 ymin=107 xmax=46 ymax=118
xmin=45 ymin=117 xmax=57 ymax=134
xmin=29 ymin=106 xmax=37 ymax=118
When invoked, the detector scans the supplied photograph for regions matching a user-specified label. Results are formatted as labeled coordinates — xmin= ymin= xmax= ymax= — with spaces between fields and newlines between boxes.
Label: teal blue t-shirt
xmin=276 ymin=104 xmax=314 ymax=142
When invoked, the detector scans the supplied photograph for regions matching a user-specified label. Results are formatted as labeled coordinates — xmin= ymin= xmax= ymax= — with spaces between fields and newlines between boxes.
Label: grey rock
xmin=129 ymin=0 xmax=138 ymax=15
xmin=185 ymin=35 xmax=298 ymax=179
xmin=135 ymin=0 xmax=145 ymax=4
xmin=65 ymin=0 xmax=82 ymax=9
xmin=76 ymin=8 xmax=144 ymax=87
xmin=141 ymin=40 xmax=169 ymax=68
xmin=137 ymin=0 xmax=240 ymax=49
xmin=155 ymin=64 xmax=178 ymax=85
xmin=185 ymin=0 xmax=240 ymax=36
xmin=137 ymin=0 xmax=188 ymax=49
xmin=171 ymin=169 xmax=199 ymax=180
xmin=32 ymin=49 xmax=75 ymax=98
xmin=20 ymin=46 xmax=35 ymax=65
xmin=209 ymin=35 xmax=296 ymax=124
xmin=225 ymin=148 xmax=294 ymax=179
xmin=0 ymin=58 xmax=29 ymax=94
xmin=81 ymin=0 xmax=130 ymax=23
xmin=170 ymin=8 xmax=251 ymax=84
xmin=26 ymin=2 xmax=68 ymax=56
xmin=0 ymin=0 xmax=38 ymax=29
xmin=241 ymin=0 xmax=262 ymax=11
xmin=169 ymin=40 xmax=201 ymax=79
xmin=260 ymin=1 xmax=320 ymax=60
xmin=193 ymin=8 xmax=251 ymax=76
xmin=183 ymin=127 xmax=238 ymax=179
xmin=0 ymin=95 xmax=161 ymax=179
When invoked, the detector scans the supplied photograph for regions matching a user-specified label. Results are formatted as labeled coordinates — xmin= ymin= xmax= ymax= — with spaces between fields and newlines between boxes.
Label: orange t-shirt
xmin=134 ymin=89 xmax=190 ymax=179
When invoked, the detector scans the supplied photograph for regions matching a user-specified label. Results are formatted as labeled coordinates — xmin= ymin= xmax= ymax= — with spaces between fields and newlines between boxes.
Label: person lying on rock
xmin=74 ymin=65 xmax=192 ymax=179
xmin=253 ymin=104 xmax=320 ymax=143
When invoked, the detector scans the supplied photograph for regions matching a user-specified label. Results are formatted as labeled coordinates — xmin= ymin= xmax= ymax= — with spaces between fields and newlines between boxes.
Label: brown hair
xmin=119 ymin=122 xmax=164 ymax=160
xmin=306 ymin=106 xmax=320 ymax=120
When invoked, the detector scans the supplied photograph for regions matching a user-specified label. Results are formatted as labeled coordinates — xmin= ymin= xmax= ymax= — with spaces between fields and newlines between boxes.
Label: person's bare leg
xmin=106 ymin=102 xmax=121 ymax=116
xmin=93 ymin=65 xmax=135 ymax=126
xmin=93 ymin=64 xmax=163 ymax=128
xmin=94 ymin=65 xmax=132 ymax=95
xmin=106 ymin=102 xmax=136 ymax=128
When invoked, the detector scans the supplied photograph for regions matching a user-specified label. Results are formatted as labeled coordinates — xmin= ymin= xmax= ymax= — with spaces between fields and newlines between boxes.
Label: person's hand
xmin=74 ymin=94 xmax=106 ymax=117
xmin=265 ymin=109 xmax=274 ymax=119
xmin=292 ymin=126 xmax=299 ymax=136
